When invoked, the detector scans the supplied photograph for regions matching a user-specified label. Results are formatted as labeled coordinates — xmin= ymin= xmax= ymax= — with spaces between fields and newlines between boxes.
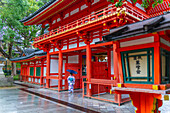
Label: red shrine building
xmin=11 ymin=0 xmax=170 ymax=112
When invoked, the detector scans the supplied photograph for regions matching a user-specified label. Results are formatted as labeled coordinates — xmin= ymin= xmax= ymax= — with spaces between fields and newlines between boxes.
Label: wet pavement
xmin=0 ymin=81 xmax=170 ymax=113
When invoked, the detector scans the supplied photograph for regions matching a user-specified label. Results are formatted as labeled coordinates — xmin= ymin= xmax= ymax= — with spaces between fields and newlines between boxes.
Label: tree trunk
xmin=14 ymin=63 xmax=16 ymax=75
xmin=11 ymin=62 xmax=15 ymax=77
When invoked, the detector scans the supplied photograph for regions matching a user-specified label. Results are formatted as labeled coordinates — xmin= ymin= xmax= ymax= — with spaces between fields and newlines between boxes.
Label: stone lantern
xmin=0 ymin=57 xmax=13 ymax=87
xmin=0 ymin=57 xmax=6 ymax=77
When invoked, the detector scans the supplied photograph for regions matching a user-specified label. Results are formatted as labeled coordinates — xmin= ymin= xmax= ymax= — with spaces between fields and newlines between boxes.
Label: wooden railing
xmin=83 ymin=78 xmax=130 ymax=106
xmin=34 ymin=3 xmax=148 ymax=43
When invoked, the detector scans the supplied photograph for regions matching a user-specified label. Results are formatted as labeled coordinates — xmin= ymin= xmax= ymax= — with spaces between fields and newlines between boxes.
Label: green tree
xmin=108 ymin=0 xmax=164 ymax=8
xmin=0 ymin=0 xmax=49 ymax=76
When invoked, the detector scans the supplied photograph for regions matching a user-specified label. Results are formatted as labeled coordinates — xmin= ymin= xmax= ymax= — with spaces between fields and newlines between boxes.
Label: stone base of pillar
xmin=0 ymin=77 xmax=13 ymax=87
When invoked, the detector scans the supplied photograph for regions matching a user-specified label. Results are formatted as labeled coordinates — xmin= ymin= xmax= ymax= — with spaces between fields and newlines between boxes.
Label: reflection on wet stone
xmin=0 ymin=82 xmax=170 ymax=113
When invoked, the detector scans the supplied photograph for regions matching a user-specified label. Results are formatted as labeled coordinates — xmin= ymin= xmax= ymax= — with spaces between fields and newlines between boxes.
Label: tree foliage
xmin=0 ymin=0 xmax=50 ymax=76
xmin=109 ymin=0 xmax=164 ymax=8
xmin=0 ymin=0 xmax=50 ymax=58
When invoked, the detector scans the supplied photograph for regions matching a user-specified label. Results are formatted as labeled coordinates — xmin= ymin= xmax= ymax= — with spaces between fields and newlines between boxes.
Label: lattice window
xmin=30 ymin=67 xmax=34 ymax=76
xmin=36 ymin=67 xmax=41 ymax=77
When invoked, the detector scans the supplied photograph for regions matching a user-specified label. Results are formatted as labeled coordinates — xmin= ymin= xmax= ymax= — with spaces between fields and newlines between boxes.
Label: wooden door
xmin=91 ymin=62 xmax=108 ymax=95
xmin=92 ymin=62 xmax=108 ymax=79
xmin=65 ymin=63 xmax=80 ymax=90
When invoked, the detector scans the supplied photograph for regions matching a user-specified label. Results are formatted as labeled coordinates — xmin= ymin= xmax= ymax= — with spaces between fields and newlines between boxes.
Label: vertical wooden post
xmin=79 ymin=52 xmax=82 ymax=88
xmin=113 ymin=42 xmax=119 ymax=83
xmin=107 ymin=49 xmax=111 ymax=79
xmin=20 ymin=63 xmax=22 ymax=81
xmin=129 ymin=93 xmax=162 ymax=113
xmin=46 ymin=52 xmax=50 ymax=88
xmin=58 ymin=49 xmax=63 ymax=91
xmin=113 ymin=42 xmax=122 ymax=103
xmin=27 ymin=62 xmax=30 ymax=82
xmin=154 ymin=35 xmax=161 ymax=84
xmin=34 ymin=61 xmax=36 ymax=83
xmin=86 ymin=43 xmax=92 ymax=96
xmin=40 ymin=59 xmax=44 ymax=85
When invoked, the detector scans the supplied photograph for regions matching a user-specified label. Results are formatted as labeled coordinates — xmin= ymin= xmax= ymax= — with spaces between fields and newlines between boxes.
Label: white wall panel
xmin=63 ymin=60 xmax=66 ymax=73
xmin=62 ymin=46 xmax=67 ymax=50
xmin=50 ymin=49 xmax=53 ymax=53
xmin=120 ymin=36 xmax=154 ymax=47
xmin=43 ymin=67 xmax=46 ymax=76
xmin=55 ymin=48 xmax=59 ymax=52
xmin=69 ymin=43 xmax=77 ymax=49
xmin=79 ymin=42 xmax=86 ymax=47
xmin=161 ymin=38 xmax=170 ymax=47
xmin=50 ymin=79 xmax=58 ymax=86
xmin=91 ymin=38 xmax=100 ymax=44
xmin=28 ymin=78 xmax=31 ymax=81
xmin=50 ymin=59 xmax=58 ymax=73
xmin=111 ymin=51 xmax=114 ymax=74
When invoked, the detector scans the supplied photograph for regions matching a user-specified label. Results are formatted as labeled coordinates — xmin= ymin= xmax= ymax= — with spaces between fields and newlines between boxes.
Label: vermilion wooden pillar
xmin=86 ymin=43 xmax=92 ymax=96
xmin=20 ymin=63 xmax=22 ymax=81
xmin=58 ymin=49 xmax=63 ymax=92
xmin=79 ymin=52 xmax=82 ymax=88
xmin=129 ymin=93 xmax=162 ymax=113
xmin=113 ymin=43 xmax=119 ymax=83
xmin=27 ymin=62 xmax=30 ymax=82
xmin=154 ymin=35 xmax=161 ymax=84
xmin=113 ymin=42 xmax=121 ymax=104
xmin=34 ymin=61 xmax=36 ymax=83
xmin=46 ymin=52 xmax=50 ymax=88
xmin=40 ymin=59 xmax=44 ymax=85
xmin=107 ymin=49 xmax=111 ymax=79
xmin=114 ymin=41 xmax=124 ymax=83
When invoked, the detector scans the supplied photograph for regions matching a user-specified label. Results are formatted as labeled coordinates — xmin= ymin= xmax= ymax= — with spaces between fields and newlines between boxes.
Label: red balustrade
xmin=34 ymin=3 xmax=148 ymax=43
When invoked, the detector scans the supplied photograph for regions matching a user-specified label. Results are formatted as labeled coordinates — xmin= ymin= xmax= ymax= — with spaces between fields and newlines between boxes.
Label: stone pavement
xmin=0 ymin=89 xmax=82 ymax=113
xmin=0 ymin=81 xmax=169 ymax=113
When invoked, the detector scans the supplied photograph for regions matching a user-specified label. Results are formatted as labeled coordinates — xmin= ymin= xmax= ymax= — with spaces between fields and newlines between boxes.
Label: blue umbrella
xmin=66 ymin=69 xmax=78 ymax=74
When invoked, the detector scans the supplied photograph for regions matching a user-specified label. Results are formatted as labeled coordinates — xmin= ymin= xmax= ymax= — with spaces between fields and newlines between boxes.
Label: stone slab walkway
xmin=0 ymin=81 xmax=169 ymax=113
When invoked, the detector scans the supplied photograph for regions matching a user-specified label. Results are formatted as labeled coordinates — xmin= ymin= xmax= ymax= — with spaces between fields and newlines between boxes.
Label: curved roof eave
xmin=10 ymin=50 xmax=47 ymax=62
xmin=20 ymin=0 xmax=57 ymax=23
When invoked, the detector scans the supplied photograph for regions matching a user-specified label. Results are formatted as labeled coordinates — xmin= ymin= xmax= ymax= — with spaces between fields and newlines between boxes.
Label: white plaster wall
xmin=62 ymin=80 xmax=65 ymax=85
xmin=35 ymin=78 xmax=37 ymax=83
xmin=50 ymin=79 xmax=58 ymax=86
xmin=50 ymin=59 xmax=66 ymax=73
xmin=161 ymin=38 xmax=170 ymax=47
xmin=91 ymin=38 xmax=100 ymax=44
xmin=69 ymin=43 xmax=77 ymax=49
xmin=120 ymin=36 xmax=154 ymax=47
xmin=68 ymin=55 xmax=79 ymax=63
xmin=111 ymin=51 xmax=114 ymax=74
xmin=55 ymin=48 xmax=59 ymax=52
xmin=51 ymin=55 xmax=58 ymax=58
xmin=50 ymin=79 xmax=65 ymax=86
xmin=50 ymin=59 xmax=58 ymax=73
xmin=28 ymin=77 xmax=30 ymax=81
xmin=44 ymin=79 xmax=46 ymax=83
xmin=43 ymin=67 xmax=46 ymax=76
xmin=50 ymin=49 xmax=53 ymax=53
xmin=79 ymin=42 xmax=86 ymax=47
xmin=63 ymin=60 xmax=66 ymax=73
xmin=62 ymin=46 xmax=67 ymax=50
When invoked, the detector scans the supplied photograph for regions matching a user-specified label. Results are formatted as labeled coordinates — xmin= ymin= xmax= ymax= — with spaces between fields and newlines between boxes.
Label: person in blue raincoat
xmin=67 ymin=73 xmax=75 ymax=93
